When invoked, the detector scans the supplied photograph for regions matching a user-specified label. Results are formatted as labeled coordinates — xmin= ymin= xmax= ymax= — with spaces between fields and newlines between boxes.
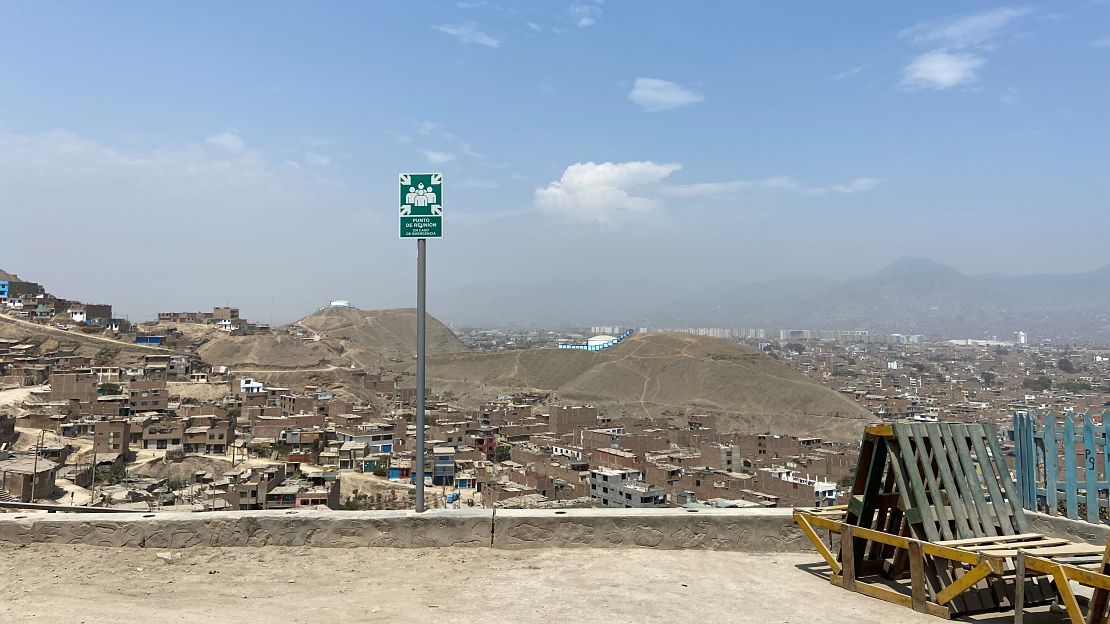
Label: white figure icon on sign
xmin=401 ymin=177 xmax=440 ymax=216
xmin=413 ymin=183 xmax=430 ymax=207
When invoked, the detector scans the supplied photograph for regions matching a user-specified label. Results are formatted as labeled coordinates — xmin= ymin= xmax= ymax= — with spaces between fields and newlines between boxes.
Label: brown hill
xmin=421 ymin=332 xmax=872 ymax=442
xmin=197 ymin=332 xmax=335 ymax=369
xmin=183 ymin=307 xmax=464 ymax=372
xmin=295 ymin=306 xmax=466 ymax=365
xmin=0 ymin=268 xmax=27 ymax=282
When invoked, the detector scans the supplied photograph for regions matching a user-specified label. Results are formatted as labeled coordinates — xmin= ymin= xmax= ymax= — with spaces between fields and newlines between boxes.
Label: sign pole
xmin=415 ymin=237 xmax=426 ymax=512
xmin=399 ymin=171 xmax=440 ymax=513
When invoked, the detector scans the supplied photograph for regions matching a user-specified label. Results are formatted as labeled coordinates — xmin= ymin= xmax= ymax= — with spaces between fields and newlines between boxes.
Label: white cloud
xmin=0 ymin=129 xmax=339 ymax=228
xmin=416 ymin=121 xmax=438 ymax=135
xmin=205 ymin=131 xmax=245 ymax=152
xmin=901 ymin=50 xmax=984 ymax=90
xmin=628 ymin=78 xmax=703 ymax=112
xmin=832 ymin=65 xmax=867 ymax=80
xmin=535 ymin=161 xmax=681 ymax=224
xmin=526 ymin=22 xmax=543 ymax=33
xmin=1092 ymin=35 xmax=1110 ymax=48
xmin=819 ymin=177 xmax=881 ymax=195
xmin=898 ymin=7 xmax=1030 ymax=92
xmin=431 ymin=23 xmax=500 ymax=48
xmin=570 ymin=2 xmax=602 ymax=27
xmin=900 ymin=7 xmax=1032 ymax=48
xmin=422 ymin=149 xmax=457 ymax=164
xmin=304 ymin=152 xmax=332 ymax=167
xmin=458 ymin=141 xmax=484 ymax=159
xmin=662 ymin=176 xmax=880 ymax=198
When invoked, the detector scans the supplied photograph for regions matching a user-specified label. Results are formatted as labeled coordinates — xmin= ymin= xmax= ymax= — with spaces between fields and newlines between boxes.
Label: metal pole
xmin=415 ymin=237 xmax=426 ymax=512
xmin=30 ymin=428 xmax=43 ymax=502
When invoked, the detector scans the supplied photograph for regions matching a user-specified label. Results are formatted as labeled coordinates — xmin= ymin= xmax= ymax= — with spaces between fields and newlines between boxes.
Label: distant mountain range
xmin=433 ymin=257 xmax=1110 ymax=344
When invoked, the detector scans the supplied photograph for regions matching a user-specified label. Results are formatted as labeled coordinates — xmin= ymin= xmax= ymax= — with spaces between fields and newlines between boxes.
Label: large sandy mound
xmin=421 ymin=332 xmax=871 ymax=441
xmin=299 ymin=306 xmax=466 ymax=357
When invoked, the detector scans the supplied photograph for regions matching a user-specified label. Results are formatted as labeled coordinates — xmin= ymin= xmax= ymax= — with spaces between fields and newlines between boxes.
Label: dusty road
xmin=0 ymin=544 xmax=948 ymax=624
xmin=0 ymin=313 xmax=180 ymax=353
xmin=0 ymin=384 xmax=37 ymax=408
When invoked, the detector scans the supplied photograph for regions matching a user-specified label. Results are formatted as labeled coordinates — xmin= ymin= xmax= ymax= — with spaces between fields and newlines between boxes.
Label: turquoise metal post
xmin=1085 ymin=411 xmax=1099 ymax=523
xmin=1045 ymin=411 xmax=1058 ymax=515
xmin=1023 ymin=414 xmax=1037 ymax=509
xmin=1064 ymin=411 xmax=1078 ymax=519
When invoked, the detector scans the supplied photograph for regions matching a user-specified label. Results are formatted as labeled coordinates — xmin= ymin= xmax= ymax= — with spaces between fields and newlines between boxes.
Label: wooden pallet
xmin=1019 ymin=544 xmax=1110 ymax=624
xmin=793 ymin=421 xmax=1105 ymax=619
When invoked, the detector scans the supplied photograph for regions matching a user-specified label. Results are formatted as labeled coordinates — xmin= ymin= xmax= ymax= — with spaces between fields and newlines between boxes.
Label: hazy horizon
xmin=2 ymin=3 xmax=1108 ymax=325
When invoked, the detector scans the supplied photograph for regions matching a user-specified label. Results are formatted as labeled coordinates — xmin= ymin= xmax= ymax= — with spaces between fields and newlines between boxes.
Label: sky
xmin=0 ymin=2 xmax=1108 ymax=324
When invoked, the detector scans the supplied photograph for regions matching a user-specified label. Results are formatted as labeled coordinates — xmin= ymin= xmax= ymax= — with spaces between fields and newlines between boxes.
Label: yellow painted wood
xmin=935 ymin=562 xmax=994 ymax=605
xmin=909 ymin=540 xmax=927 ymax=613
xmin=865 ymin=423 xmax=894 ymax=437
xmin=1052 ymin=565 xmax=1087 ymax=624
xmin=936 ymin=533 xmax=1045 ymax=547
xmin=795 ymin=513 xmax=841 ymax=575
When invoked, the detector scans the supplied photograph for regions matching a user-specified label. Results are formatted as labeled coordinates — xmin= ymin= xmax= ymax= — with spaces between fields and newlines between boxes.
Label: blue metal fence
xmin=1013 ymin=409 xmax=1110 ymax=524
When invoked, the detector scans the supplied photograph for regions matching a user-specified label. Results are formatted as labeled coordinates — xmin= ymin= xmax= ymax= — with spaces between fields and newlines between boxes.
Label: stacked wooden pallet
xmin=794 ymin=421 xmax=1110 ymax=623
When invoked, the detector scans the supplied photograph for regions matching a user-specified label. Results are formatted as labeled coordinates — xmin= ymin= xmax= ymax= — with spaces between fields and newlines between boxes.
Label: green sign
xmin=399 ymin=172 xmax=443 ymax=239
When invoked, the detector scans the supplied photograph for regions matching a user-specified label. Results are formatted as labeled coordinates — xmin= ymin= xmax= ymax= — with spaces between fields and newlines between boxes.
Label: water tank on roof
xmin=586 ymin=335 xmax=617 ymax=347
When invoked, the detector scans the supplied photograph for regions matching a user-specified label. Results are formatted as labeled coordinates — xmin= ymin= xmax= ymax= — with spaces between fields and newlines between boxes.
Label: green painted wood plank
xmin=941 ymin=422 xmax=989 ymax=538
xmin=950 ymin=423 xmax=1000 ymax=537
xmin=926 ymin=422 xmax=976 ymax=538
xmin=894 ymin=423 xmax=948 ymax=541
xmin=977 ymin=424 xmax=1025 ymax=534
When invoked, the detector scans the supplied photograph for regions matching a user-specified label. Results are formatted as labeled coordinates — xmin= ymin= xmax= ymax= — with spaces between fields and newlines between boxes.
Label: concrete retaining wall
xmin=493 ymin=508 xmax=808 ymax=551
xmin=1027 ymin=510 xmax=1110 ymax=545
xmin=0 ymin=507 xmax=808 ymax=552
xmin=0 ymin=509 xmax=494 ymax=549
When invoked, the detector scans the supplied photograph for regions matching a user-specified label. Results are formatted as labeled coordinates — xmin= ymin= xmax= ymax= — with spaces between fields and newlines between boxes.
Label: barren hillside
xmin=421 ymin=332 xmax=872 ymax=441
xmin=295 ymin=306 xmax=466 ymax=365
xmin=0 ymin=316 xmax=172 ymax=367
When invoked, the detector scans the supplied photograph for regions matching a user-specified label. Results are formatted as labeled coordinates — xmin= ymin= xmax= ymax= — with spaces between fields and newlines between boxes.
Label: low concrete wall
xmin=493 ymin=508 xmax=808 ymax=551
xmin=1027 ymin=510 xmax=1110 ymax=545
xmin=0 ymin=509 xmax=494 ymax=549
xmin=0 ymin=507 xmax=808 ymax=552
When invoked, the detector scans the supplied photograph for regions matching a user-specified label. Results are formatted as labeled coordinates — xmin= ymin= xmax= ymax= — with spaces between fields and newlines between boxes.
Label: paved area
xmin=0 ymin=544 xmax=946 ymax=623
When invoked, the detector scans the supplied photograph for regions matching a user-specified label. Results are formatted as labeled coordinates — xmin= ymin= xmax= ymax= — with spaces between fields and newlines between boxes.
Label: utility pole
xmin=415 ymin=237 xmax=426 ymax=512
xmin=29 ymin=428 xmax=44 ymax=502
xmin=89 ymin=445 xmax=97 ymax=506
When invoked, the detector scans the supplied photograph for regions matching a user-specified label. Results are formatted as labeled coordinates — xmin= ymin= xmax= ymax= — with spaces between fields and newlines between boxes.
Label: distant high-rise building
xmin=1014 ymin=331 xmax=1028 ymax=345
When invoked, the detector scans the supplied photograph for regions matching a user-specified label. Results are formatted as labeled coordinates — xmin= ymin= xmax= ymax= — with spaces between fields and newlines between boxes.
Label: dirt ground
xmin=167 ymin=381 xmax=230 ymax=403
xmin=338 ymin=471 xmax=481 ymax=510
xmin=0 ymin=544 xmax=955 ymax=624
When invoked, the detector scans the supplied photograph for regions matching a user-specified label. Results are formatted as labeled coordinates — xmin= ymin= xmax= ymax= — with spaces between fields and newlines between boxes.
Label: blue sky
xmin=1 ymin=2 xmax=1108 ymax=323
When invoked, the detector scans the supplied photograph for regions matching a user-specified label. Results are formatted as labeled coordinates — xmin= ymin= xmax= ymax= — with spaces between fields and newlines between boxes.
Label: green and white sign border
xmin=399 ymin=172 xmax=444 ymax=239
